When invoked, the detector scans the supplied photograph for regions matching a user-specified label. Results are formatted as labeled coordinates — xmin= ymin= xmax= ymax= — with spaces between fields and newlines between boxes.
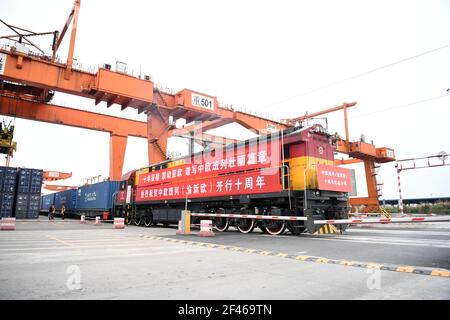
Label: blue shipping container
xmin=41 ymin=193 xmax=56 ymax=211
xmin=76 ymin=181 xmax=119 ymax=211
xmin=55 ymin=189 xmax=77 ymax=210
xmin=14 ymin=193 xmax=29 ymax=219
xmin=28 ymin=194 xmax=41 ymax=219
xmin=30 ymin=169 xmax=43 ymax=193
xmin=17 ymin=168 xmax=43 ymax=193
xmin=17 ymin=168 xmax=32 ymax=193
xmin=0 ymin=167 xmax=18 ymax=193
xmin=0 ymin=193 xmax=14 ymax=217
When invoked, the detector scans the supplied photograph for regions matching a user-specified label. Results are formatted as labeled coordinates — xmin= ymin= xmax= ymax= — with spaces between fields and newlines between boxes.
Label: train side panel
xmin=76 ymin=181 xmax=119 ymax=216
xmin=40 ymin=193 xmax=56 ymax=212
xmin=55 ymin=189 xmax=77 ymax=210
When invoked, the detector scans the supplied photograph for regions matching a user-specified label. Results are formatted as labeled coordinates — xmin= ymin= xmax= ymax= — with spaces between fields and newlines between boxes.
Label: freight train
xmin=41 ymin=124 xmax=352 ymax=235
xmin=40 ymin=181 xmax=119 ymax=219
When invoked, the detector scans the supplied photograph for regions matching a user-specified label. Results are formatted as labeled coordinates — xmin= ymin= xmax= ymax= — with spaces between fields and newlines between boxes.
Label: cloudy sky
xmin=0 ymin=0 xmax=449 ymax=199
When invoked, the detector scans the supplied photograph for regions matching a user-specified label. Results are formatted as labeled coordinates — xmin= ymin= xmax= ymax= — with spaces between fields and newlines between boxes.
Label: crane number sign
xmin=191 ymin=93 xmax=214 ymax=111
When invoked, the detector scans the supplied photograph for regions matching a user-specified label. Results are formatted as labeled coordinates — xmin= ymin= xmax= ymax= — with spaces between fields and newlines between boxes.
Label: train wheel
xmin=134 ymin=217 xmax=142 ymax=226
xmin=236 ymin=219 xmax=255 ymax=234
xmin=143 ymin=215 xmax=153 ymax=227
xmin=213 ymin=218 xmax=229 ymax=232
xmin=262 ymin=221 xmax=286 ymax=235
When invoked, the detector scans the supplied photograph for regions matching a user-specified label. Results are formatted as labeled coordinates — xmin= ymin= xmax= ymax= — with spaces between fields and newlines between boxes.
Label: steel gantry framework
xmin=0 ymin=0 xmax=395 ymax=211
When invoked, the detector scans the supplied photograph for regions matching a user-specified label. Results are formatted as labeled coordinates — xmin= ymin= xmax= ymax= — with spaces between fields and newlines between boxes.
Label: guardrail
xmin=190 ymin=212 xmax=450 ymax=225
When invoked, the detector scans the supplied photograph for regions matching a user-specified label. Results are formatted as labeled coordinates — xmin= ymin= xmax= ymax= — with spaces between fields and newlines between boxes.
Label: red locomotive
xmin=115 ymin=124 xmax=352 ymax=235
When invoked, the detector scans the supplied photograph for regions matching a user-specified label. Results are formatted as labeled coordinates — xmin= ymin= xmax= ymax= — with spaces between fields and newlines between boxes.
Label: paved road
xmin=169 ymin=223 xmax=450 ymax=270
xmin=0 ymin=218 xmax=449 ymax=300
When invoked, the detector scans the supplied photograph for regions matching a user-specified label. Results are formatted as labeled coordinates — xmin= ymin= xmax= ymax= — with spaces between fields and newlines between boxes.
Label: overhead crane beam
xmin=43 ymin=171 xmax=72 ymax=181
xmin=0 ymin=95 xmax=237 ymax=179
xmin=0 ymin=48 xmax=154 ymax=109
xmin=0 ymin=96 xmax=148 ymax=138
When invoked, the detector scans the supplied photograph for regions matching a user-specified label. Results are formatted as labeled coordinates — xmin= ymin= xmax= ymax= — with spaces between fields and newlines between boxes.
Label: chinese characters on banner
xmin=136 ymin=170 xmax=281 ymax=202
xmin=316 ymin=164 xmax=352 ymax=192
xmin=137 ymin=141 xmax=280 ymax=187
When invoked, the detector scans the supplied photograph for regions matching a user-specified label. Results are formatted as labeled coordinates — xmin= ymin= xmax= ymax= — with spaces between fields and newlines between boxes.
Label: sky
xmin=0 ymin=0 xmax=449 ymax=199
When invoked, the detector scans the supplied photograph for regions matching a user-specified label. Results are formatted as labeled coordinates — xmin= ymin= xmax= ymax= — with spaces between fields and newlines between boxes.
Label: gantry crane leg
xmin=147 ymin=108 xmax=173 ymax=165
xmin=110 ymin=134 xmax=127 ymax=180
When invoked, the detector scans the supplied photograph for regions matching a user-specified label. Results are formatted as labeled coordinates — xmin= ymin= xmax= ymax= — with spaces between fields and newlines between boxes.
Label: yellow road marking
xmin=431 ymin=270 xmax=450 ymax=277
xmin=46 ymin=235 xmax=74 ymax=247
xmin=340 ymin=260 xmax=354 ymax=266
xmin=396 ymin=266 xmax=414 ymax=273
xmin=367 ymin=263 xmax=383 ymax=269
xmin=149 ymin=236 xmax=450 ymax=278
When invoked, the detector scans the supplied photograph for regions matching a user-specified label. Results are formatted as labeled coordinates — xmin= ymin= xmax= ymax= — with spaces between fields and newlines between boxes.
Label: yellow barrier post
xmin=176 ymin=210 xmax=191 ymax=235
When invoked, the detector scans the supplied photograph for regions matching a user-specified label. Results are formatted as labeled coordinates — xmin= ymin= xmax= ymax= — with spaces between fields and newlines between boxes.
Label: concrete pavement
xmin=0 ymin=218 xmax=448 ymax=299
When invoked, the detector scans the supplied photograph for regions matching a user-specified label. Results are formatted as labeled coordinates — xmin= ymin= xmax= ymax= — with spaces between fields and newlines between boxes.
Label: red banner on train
xmin=136 ymin=169 xmax=281 ymax=202
xmin=137 ymin=140 xmax=280 ymax=187
xmin=317 ymin=164 xmax=352 ymax=192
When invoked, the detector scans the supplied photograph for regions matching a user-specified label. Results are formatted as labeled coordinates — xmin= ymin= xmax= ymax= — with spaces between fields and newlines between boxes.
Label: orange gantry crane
xmin=0 ymin=0 xmax=283 ymax=180
xmin=0 ymin=0 xmax=394 ymax=212
xmin=284 ymin=101 xmax=395 ymax=212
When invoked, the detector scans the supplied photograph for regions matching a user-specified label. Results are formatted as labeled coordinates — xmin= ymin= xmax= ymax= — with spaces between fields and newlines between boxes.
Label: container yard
xmin=0 ymin=0 xmax=449 ymax=310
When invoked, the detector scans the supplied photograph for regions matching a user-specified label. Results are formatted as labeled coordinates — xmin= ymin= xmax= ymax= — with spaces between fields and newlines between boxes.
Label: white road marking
xmin=308 ymin=236 xmax=450 ymax=248
xmin=0 ymin=248 xmax=204 ymax=263
xmin=346 ymin=228 xmax=450 ymax=236
xmin=0 ymin=240 xmax=181 ymax=251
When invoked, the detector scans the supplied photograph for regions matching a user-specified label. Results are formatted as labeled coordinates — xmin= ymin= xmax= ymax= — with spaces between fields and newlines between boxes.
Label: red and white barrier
xmin=95 ymin=216 xmax=100 ymax=225
xmin=80 ymin=215 xmax=86 ymax=224
xmin=198 ymin=220 xmax=215 ymax=237
xmin=315 ymin=215 xmax=450 ymax=225
xmin=1 ymin=217 xmax=15 ymax=231
xmin=190 ymin=212 xmax=450 ymax=226
xmin=114 ymin=218 xmax=125 ymax=229
xmin=191 ymin=213 xmax=307 ymax=221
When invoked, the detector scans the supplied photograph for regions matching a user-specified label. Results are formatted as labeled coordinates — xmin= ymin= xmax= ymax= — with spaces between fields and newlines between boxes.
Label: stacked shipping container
xmin=0 ymin=166 xmax=43 ymax=219
xmin=0 ymin=167 xmax=18 ymax=217
xmin=15 ymin=168 xmax=43 ymax=219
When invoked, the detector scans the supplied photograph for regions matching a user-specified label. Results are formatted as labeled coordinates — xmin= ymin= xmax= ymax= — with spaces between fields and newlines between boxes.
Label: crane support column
xmin=365 ymin=160 xmax=379 ymax=201
xmin=147 ymin=107 xmax=172 ymax=165
xmin=348 ymin=160 xmax=380 ymax=210
xmin=110 ymin=134 xmax=127 ymax=180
